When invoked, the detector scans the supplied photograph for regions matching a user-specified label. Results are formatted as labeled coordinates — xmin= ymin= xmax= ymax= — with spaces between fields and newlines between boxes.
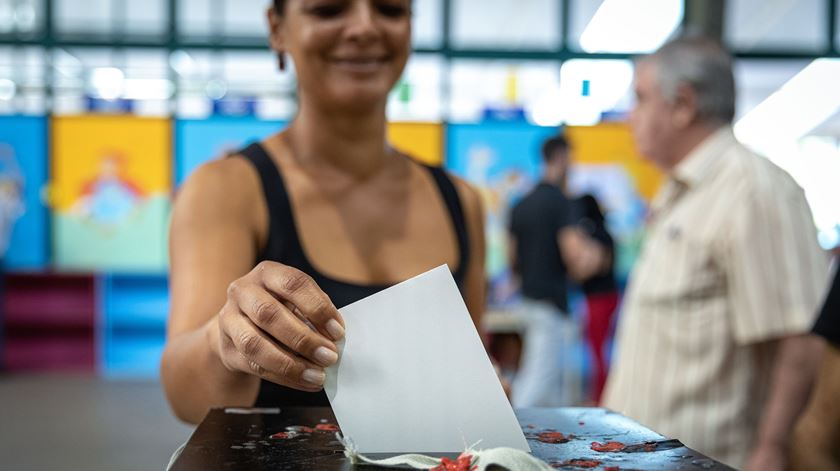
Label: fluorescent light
xmin=90 ymin=69 xmax=173 ymax=101
xmin=90 ymin=67 xmax=125 ymax=100
xmin=735 ymin=58 xmax=840 ymax=145
xmin=122 ymin=79 xmax=175 ymax=100
xmin=580 ymin=0 xmax=683 ymax=53
xmin=529 ymin=60 xmax=633 ymax=126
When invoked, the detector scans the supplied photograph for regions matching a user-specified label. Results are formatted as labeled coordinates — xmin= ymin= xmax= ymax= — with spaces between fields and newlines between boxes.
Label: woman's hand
xmin=214 ymin=261 xmax=345 ymax=391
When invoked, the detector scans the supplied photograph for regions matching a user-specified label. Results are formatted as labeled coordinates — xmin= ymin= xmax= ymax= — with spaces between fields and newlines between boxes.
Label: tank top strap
xmin=235 ymin=142 xmax=299 ymax=262
xmin=423 ymin=165 xmax=470 ymax=284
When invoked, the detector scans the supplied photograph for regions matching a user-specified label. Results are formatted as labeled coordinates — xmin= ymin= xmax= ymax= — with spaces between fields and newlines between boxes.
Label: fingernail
xmin=302 ymin=368 xmax=326 ymax=386
xmin=326 ymin=319 xmax=345 ymax=340
xmin=314 ymin=346 xmax=338 ymax=366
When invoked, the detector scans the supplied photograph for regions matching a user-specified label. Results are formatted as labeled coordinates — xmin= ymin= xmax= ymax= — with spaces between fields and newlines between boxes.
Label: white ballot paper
xmin=324 ymin=265 xmax=530 ymax=454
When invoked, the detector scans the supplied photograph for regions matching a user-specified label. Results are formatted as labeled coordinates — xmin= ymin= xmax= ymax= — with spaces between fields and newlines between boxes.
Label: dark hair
xmin=578 ymin=194 xmax=605 ymax=223
xmin=541 ymin=135 xmax=569 ymax=163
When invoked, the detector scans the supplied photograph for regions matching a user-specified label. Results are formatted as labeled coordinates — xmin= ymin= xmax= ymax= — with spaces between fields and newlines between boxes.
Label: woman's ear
xmin=266 ymin=7 xmax=287 ymax=71
xmin=267 ymin=7 xmax=286 ymax=57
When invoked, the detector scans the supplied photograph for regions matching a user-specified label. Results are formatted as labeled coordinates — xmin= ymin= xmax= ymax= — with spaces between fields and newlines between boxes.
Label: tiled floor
xmin=0 ymin=374 xmax=194 ymax=471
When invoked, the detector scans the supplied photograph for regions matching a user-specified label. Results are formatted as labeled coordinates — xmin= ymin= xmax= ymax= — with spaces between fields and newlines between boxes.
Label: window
xmin=56 ymin=0 xmax=167 ymax=38
xmin=450 ymin=0 xmax=561 ymax=50
xmin=387 ymin=54 xmax=444 ymax=121
xmin=0 ymin=0 xmax=44 ymax=36
xmin=725 ymin=0 xmax=828 ymax=52
xmin=412 ymin=0 xmax=443 ymax=49
xmin=448 ymin=60 xmax=560 ymax=122
xmin=179 ymin=0 xmax=268 ymax=39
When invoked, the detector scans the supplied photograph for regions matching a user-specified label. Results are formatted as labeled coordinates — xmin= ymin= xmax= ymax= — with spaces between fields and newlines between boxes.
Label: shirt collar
xmin=671 ymin=126 xmax=735 ymax=187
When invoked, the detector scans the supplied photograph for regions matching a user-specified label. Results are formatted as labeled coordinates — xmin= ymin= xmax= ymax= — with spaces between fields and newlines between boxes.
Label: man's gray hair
xmin=640 ymin=36 xmax=736 ymax=124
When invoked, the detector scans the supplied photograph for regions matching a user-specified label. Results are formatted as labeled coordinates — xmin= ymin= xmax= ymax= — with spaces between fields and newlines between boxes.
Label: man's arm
xmin=745 ymin=334 xmax=826 ymax=471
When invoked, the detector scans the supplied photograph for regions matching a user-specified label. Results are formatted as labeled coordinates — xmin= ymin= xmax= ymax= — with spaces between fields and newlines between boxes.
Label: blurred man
xmin=508 ymin=135 xmax=607 ymax=407
xmin=602 ymin=37 xmax=828 ymax=469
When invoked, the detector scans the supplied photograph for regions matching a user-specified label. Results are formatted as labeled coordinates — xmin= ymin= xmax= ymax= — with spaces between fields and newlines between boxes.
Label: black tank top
xmin=237 ymin=142 xmax=470 ymax=407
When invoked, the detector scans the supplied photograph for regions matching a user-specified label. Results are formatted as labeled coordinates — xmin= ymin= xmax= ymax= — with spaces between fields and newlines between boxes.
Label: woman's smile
xmin=328 ymin=55 xmax=392 ymax=75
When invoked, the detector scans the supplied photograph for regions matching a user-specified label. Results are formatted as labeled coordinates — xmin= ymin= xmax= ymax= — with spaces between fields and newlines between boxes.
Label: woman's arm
xmin=453 ymin=178 xmax=486 ymax=328
xmin=161 ymin=158 xmax=265 ymax=423
xmin=161 ymin=158 xmax=345 ymax=424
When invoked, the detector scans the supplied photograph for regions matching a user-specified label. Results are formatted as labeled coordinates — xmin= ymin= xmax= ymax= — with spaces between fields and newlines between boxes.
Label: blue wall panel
xmin=174 ymin=117 xmax=286 ymax=185
xmin=446 ymin=122 xmax=558 ymax=306
xmin=445 ymin=122 xmax=556 ymax=185
xmin=0 ymin=116 xmax=48 ymax=269
xmin=99 ymin=273 xmax=169 ymax=378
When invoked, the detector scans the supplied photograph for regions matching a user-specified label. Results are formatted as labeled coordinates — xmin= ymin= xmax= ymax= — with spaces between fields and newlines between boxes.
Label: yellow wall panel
xmin=51 ymin=114 xmax=171 ymax=270
xmin=566 ymin=123 xmax=663 ymax=202
xmin=387 ymin=122 xmax=443 ymax=167
xmin=52 ymin=115 xmax=171 ymax=211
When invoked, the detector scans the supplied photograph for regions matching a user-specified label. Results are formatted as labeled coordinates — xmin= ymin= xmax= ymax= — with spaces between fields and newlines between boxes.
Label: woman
xmin=574 ymin=194 xmax=618 ymax=404
xmin=161 ymin=0 xmax=486 ymax=424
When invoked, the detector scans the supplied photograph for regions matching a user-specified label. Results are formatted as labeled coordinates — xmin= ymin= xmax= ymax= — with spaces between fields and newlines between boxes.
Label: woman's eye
xmin=309 ymin=4 xmax=345 ymax=18
xmin=376 ymin=3 xmax=408 ymax=18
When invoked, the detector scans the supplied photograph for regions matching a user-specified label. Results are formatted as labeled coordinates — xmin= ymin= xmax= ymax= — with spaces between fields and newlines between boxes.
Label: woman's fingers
xmin=217 ymin=261 xmax=347 ymax=392
xmin=218 ymin=305 xmax=327 ymax=391
xmin=255 ymin=262 xmax=346 ymax=341
xmin=230 ymin=282 xmax=339 ymax=368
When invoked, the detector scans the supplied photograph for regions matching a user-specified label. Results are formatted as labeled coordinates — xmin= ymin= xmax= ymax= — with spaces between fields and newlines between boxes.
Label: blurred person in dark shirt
xmin=508 ymin=135 xmax=608 ymax=407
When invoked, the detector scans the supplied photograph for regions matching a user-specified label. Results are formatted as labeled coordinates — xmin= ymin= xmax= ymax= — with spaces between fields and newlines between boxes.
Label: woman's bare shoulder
xmin=173 ymin=156 xmax=263 ymax=226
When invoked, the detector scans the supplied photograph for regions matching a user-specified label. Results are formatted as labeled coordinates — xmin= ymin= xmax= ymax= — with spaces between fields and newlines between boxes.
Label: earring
xmin=277 ymin=53 xmax=286 ymax=72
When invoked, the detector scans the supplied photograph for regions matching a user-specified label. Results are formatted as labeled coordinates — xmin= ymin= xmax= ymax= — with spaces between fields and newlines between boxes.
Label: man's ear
xmin=267 ymin=6 xmax=286 ymax=53
xmin=672 ymin=83 xmax=698 ymax=129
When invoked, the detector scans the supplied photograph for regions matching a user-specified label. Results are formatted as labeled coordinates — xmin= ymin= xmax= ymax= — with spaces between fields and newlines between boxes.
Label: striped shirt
xmin=602 ymin=127 xmax=829 ymax=468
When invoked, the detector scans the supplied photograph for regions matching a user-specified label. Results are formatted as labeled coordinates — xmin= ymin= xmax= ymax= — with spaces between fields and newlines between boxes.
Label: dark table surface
xmin=171 ymin=407 xmax=734 ymax=470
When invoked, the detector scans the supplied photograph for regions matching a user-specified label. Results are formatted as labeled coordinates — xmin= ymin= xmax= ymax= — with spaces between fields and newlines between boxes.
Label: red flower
xmin=430 ymin=452 xmax=476 ymax=471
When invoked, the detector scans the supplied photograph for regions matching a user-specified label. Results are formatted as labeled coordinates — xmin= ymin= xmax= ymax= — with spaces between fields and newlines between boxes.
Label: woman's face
xmin=269 ymin=0 xmax=411 ymax=111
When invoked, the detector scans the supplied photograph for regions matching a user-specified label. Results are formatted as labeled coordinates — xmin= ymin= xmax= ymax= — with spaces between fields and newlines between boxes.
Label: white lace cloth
xmin=338 ymin=434 xmax=554 ymax=470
